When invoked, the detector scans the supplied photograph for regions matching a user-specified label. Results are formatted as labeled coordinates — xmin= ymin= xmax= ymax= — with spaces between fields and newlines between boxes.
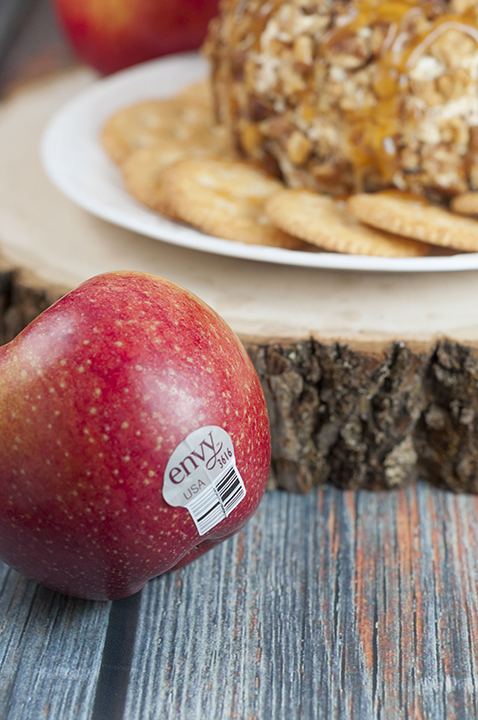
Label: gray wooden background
xmin=1 ymin=482 xmax=478 ymax=719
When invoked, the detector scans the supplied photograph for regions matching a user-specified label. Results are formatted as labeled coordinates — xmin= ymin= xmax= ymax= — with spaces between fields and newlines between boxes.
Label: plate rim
xmin=40 ymin=51 xmax=478 ymax=274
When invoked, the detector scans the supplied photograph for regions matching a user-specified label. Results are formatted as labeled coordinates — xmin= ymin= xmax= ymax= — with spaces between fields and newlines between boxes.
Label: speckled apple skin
xmin=54 ymin=0 xmax=220 ymax=75
xmin=0 ymin=272 xmax=270 ymax=600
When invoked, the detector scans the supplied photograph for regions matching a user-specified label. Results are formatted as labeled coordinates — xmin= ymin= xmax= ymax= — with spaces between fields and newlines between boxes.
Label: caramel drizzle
xmin=405 ymin=19 xmax=478 ymax=68
xmin=322 ymin=1 xmax=478 ymax=183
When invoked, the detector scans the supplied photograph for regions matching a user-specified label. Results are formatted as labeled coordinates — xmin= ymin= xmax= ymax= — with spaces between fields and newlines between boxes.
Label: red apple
xmin=53 ymin=0 xmax=220 ymax=75
xmin=0 ymin=272 xmax=270 ymax=600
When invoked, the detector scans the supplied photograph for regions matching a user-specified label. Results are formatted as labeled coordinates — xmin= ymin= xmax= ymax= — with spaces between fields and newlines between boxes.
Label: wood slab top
xmin=1 ymin=68 xmax=478 ymax=349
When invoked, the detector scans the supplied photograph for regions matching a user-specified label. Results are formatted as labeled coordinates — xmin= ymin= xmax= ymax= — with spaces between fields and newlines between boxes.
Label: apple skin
xmin=0 ymin=272 xmax=270 ymax=600
xmin=54 ymin=0 xmax=220 ymax=75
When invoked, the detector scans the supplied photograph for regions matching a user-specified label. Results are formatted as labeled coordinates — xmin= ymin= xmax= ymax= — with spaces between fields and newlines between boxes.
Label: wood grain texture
xmin=0 ymin=565 xmax=111 ymax=719
xmin=1 ymin=483 xmax=478 ymax=719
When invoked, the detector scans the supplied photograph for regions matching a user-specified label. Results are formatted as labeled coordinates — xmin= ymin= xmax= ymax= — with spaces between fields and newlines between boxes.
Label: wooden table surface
xmin=1 ymin=3 xmax=478 ymax=719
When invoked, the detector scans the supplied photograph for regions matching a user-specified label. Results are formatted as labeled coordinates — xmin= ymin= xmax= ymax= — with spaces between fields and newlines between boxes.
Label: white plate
xmin=41 ymin=52 xmax=478 ymax=273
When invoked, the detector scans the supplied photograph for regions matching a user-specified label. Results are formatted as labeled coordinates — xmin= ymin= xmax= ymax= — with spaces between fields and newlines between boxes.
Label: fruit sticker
xmin=163 ymin=426 xmax=246 ymax=535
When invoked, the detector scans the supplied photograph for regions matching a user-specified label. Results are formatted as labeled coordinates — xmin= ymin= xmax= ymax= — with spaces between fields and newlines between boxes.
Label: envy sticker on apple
xmin=162 ymin=426 xmax=246 ymax=535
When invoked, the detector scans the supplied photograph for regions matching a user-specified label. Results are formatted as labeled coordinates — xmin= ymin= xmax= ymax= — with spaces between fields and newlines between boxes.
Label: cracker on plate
xmin=122 ymin=127 xmax=235 ymax=213
xmin=451 ymin=191 xmax=478 ymax=217
xmin=159 ymin=157 xmax=312 ymax=250
xmin=348 ymin=193 xmax=478 ymax=252
xmin=101 ymin=80 xmax=214 ymax=165
xmin=265 ymin=189 xmax=431 ymax=257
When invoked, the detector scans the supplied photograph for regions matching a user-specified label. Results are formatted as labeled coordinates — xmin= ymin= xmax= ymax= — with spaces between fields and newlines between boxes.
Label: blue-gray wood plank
xmin=1 ymin=482 xmax=478 ymax=719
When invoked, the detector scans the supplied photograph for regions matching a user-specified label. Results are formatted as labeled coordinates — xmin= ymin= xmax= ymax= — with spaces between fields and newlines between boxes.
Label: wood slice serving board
xmin=2 ymin=66 xmax=478 ymax=494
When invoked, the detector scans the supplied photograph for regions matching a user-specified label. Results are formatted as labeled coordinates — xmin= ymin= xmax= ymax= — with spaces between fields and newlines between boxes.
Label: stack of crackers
xmin=101 ymin=79 xmax=478 ymax=259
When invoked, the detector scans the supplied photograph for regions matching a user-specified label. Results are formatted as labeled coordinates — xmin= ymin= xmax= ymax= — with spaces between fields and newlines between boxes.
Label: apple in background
xmin=0 ymin=272 xmax=270 ymax=600
xmin=53 ymin=0 xmax=220 ymax=75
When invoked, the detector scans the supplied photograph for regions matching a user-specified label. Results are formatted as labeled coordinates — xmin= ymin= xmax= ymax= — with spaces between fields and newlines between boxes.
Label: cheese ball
xmin=205 ymin=0 xmax=478 ymax=201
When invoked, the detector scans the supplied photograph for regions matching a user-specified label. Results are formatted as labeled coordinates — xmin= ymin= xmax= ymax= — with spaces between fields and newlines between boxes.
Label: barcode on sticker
xmin=187 ymin=465 xmax=246 ymax=535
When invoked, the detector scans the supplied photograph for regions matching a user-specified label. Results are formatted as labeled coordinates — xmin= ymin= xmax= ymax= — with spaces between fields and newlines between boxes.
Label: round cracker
xmin=122 ymin=127 xmax=234 ymax=213
xmin=160 ymin=157 xmax=311 ymax=250
xmin=451 ymin=191 xmax=478 ymax=216
xmin=123 ymin=143 xmax=190 ymax=214
xmin=265 ymin=190 xmax=430 ymax=257
xmin=101 ymin=80 xmax=214 ymax=165
xmin=348 ymin=193 xmax=478 ymax=252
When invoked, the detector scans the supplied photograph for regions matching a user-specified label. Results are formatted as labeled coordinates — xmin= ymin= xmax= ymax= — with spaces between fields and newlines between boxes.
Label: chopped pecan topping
xmin=205 ymin=0 xmax=478 ymax=199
